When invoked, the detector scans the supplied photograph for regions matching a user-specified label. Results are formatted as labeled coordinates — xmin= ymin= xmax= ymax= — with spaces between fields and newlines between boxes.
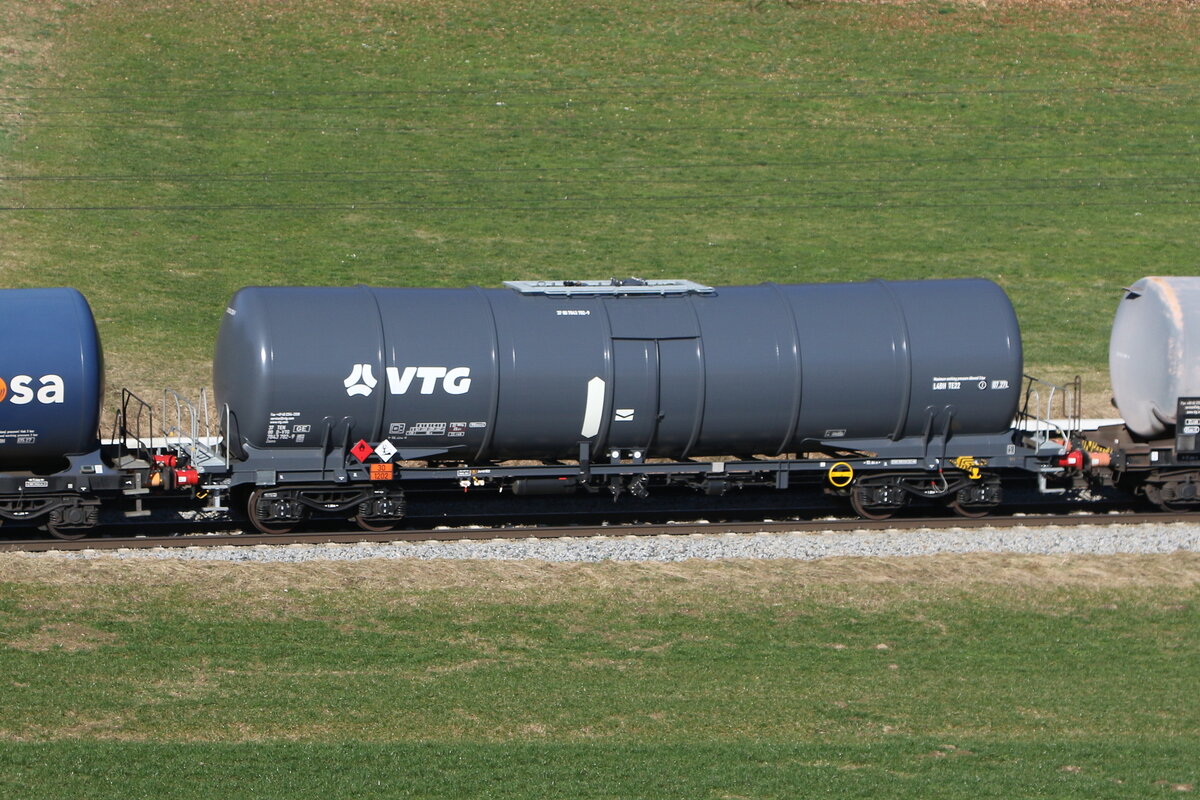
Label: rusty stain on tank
xmin=1148 ymin=277 xmax=1185 ymax=389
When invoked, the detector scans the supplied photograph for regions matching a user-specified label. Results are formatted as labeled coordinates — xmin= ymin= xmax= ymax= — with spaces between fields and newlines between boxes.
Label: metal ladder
xmin=1019 ymin=375 xmax=1082 ymax=495
xmin=161 ymin=388 xmax=230 ymax=511
xmin=114 ymin=390 xmax=155 ymax=517
xmin=1019 ymin=374 xmax=1082 ymax=451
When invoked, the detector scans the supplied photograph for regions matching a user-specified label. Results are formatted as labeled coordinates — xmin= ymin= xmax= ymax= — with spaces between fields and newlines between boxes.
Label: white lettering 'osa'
xmin=6 ymin=374 xmax=65 ymax=405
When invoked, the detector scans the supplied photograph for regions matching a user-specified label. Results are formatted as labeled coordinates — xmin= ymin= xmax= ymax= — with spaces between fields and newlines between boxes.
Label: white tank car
xmin=1110 ymin=276 xmax=1200 ymax=439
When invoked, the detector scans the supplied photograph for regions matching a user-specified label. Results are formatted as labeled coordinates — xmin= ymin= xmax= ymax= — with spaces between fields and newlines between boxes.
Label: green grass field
xmin=2 ymin=0 xmax=1198 ymax=407
xmin=2 ymin=3 xmax=1199 ymax=796
xmin=1 ymin=554 xmax=1197 ymax=797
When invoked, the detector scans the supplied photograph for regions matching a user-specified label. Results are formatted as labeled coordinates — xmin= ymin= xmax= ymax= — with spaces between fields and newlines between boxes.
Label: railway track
xmin=2 ymin=509 xmax=1193 ymax=553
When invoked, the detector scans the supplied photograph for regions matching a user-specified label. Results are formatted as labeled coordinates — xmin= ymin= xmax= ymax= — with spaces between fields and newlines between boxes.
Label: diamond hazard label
xmin=374 ymin=439 xmax=397 ymax=462
xmin=350 ymin=439 xmax=374 ymax=462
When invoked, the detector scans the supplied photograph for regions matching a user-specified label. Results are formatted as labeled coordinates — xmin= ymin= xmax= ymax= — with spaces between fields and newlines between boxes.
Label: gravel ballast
xmin=25 ymin=522 xmax=1200 ymax=563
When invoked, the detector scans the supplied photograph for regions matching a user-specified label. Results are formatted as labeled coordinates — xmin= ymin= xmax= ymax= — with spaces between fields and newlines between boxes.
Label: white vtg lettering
xmin=386 ymin=366 xmax=472 ymax=395
xmin=5 ymin=374 xmax=66 ymax=405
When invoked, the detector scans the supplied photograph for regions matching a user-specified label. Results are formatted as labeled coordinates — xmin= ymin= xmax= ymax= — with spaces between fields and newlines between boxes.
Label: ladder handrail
xmin=160 ymin=388 xmax=225 ymax=468
xmin=1018 ymin=374 xmax=1081 ymax=449
xmin=116 ymin=389 xmax=156 ymax=463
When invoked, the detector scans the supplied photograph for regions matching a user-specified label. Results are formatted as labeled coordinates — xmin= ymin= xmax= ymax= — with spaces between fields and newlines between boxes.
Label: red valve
xmin=173 ymin=467 xmax=200 ymax=488
xmin=1057 ymin=451 xmax=1085 ymax=469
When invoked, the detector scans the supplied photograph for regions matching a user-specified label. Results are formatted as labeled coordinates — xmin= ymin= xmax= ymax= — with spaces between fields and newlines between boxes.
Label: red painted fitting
xmin=173 ymin=467 xmax=200 ymax=488
xmin=1057 ymin=451 xmax=1085 ymax=469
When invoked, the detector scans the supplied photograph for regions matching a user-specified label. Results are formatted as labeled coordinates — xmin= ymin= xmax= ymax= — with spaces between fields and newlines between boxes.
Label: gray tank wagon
xmin=214 ymin=278 xmax=1033 ymax=530
xmin=215 ymin=278 xmax=1023 ymax=463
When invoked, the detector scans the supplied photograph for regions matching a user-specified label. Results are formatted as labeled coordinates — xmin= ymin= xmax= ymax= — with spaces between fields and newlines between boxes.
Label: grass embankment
xmin=1 ymin=554 xmax=1198 ymax=797
xmin=1 ymin=1 xmax=1197 ymax=413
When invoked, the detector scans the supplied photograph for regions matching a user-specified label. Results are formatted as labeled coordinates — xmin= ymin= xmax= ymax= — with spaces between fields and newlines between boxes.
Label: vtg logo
xmin=343 ymin=364 xmax=378 ymax=397
xmin=0 ymin=374 xmax=66 ymax=405
xmin=344 ymin=365 xmax=471 ymax=397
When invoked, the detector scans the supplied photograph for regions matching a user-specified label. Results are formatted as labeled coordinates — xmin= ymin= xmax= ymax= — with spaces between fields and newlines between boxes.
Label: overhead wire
xmin=9 ymin=119 xmax=1196 ymax=135
xmin=1 ymin=149 xmax=1197 ymax=184
xmin=1 ymin=79 xmax=1193 ymax=102
xmin=2 ymin=82 xmax=1194 ymax=117
xmin=1 ymin=173 xmax=1197 ymax=190
xmin=1 ymin=179 xmax=1194 ymax=214
xmin=0 ymin=199 xmax=1193 ymax=213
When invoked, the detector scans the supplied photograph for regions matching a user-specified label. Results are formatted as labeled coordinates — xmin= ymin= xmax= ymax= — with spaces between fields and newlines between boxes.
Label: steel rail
xmin=1 ymin=510 xmax=1193 ymax=553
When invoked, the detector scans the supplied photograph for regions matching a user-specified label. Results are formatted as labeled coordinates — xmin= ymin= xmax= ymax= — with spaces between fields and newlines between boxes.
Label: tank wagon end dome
xmin=1110 ymin=276 xmax=1200 ymax=439
xmin=0 ymin=287 xmax=103 ymax=467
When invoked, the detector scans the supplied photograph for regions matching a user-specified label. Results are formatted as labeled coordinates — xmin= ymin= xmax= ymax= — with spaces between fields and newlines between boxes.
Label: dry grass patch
xmin=6 ymin=622 xmax=120 ymax=653
xmin=0 ymin=3 xmax=68 ymax=85
xmin=3 ymin=550 xmax=1198 ymax=607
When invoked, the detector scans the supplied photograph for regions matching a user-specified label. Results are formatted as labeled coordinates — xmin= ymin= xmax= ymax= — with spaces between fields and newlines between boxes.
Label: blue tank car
xmin=0 ymin=288 xmax=118 ymax=538
xmin=0 ymin=288 xmax=104 ymax=467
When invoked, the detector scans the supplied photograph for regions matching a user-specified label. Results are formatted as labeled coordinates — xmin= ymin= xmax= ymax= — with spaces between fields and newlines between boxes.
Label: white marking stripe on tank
xmin=581 ymin=376 xmax=606 ymax=438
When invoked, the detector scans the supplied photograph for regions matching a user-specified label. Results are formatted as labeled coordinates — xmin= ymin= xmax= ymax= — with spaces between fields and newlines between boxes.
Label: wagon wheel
xmin=251 ymin=518 xmax=296 ymax=535
xmin=1145 ymin=482 xmax=1200 ymax=513
xmin=247 ymin=488 xmax=301 ymax=535
xmin=947 ymin=497 xmax=993 ymax=519
xmin=849 ymin=485 xmax=898 ymax=521
xmin=354 ymin=510 xmax=398 ymax=533
xmin=947 ymin=479 xmax=1000 ymax=518
xmin=45 ymin=509 xmax=89 ymax=541
xmin=1153 ymin=497 xmax=1200 ymax=514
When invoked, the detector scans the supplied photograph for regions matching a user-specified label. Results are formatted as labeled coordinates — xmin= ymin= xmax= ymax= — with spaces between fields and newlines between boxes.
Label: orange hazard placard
xmin=369 ymin=463 xmax=394 ymax=481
